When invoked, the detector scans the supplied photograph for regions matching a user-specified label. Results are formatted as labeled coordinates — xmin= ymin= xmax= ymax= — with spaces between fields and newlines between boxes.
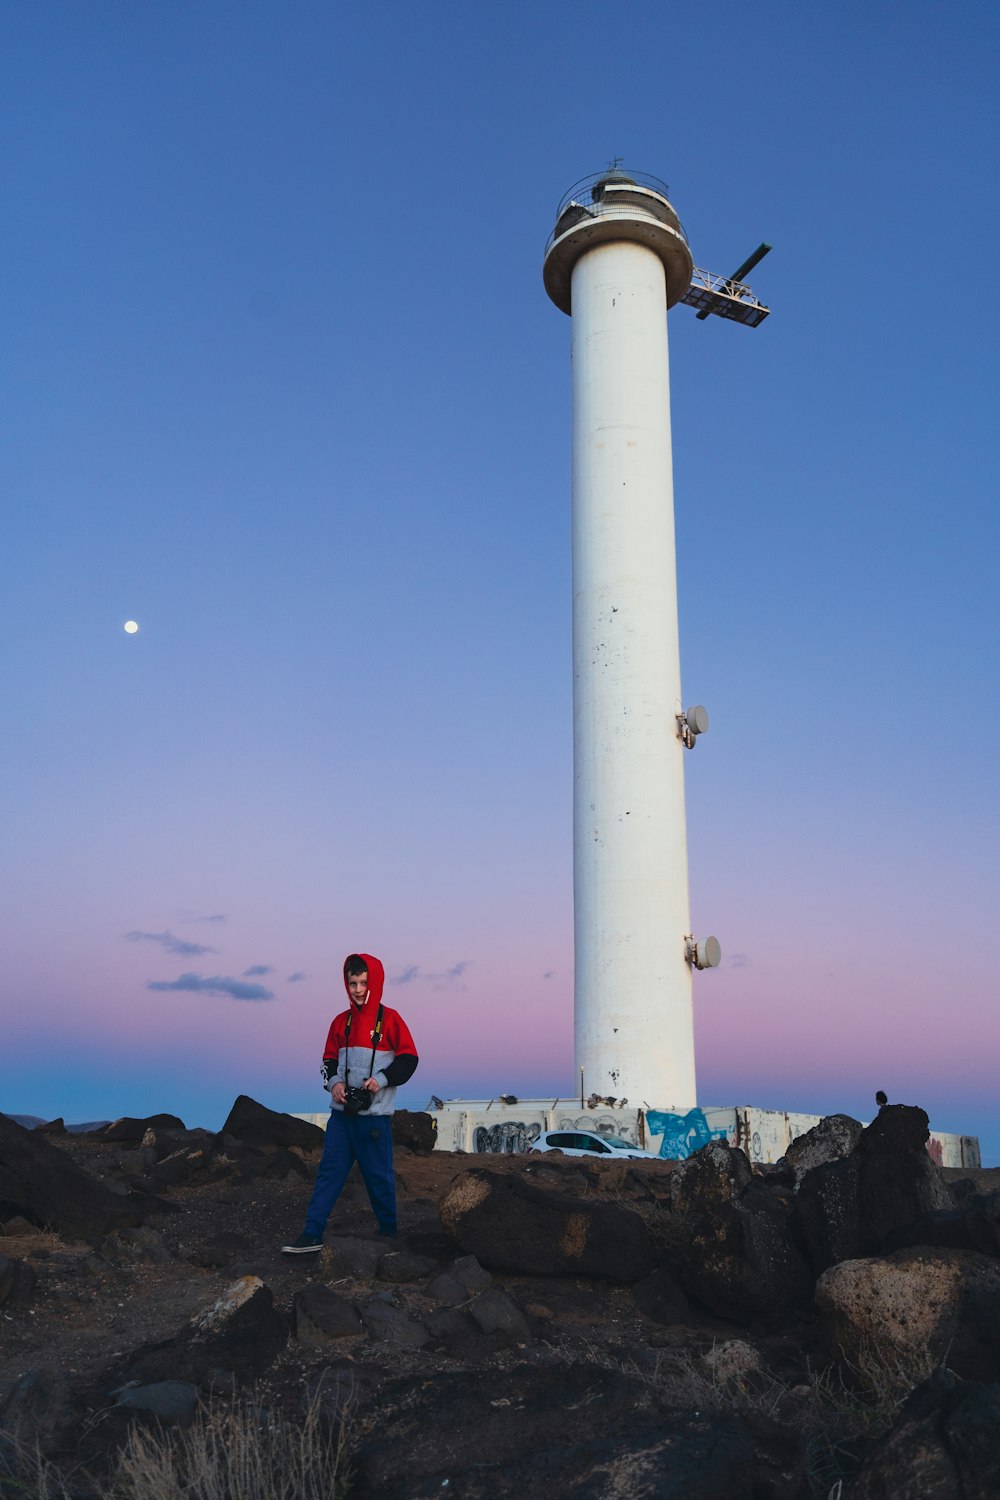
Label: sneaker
xmin=281 ymin=1233 xmax=323 ymax=1255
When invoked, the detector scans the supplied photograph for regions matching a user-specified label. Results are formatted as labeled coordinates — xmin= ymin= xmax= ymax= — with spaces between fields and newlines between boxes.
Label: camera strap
xmin=344 ymin=1004 xmax=385 ymax=1088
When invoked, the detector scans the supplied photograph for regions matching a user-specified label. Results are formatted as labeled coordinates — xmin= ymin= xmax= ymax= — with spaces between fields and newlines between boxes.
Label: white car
xmin=528 ymin=1129 xmax=658 ymax=1160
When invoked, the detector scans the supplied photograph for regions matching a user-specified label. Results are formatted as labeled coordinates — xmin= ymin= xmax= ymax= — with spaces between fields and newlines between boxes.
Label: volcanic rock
xmin=631 ymin=1266 xmax=691 ymax=1326
xmin=881 ymin=1198 xmax=1000 ymax=1257
xmin=139 ymin=1127 xmax=214 ymax=1163
xmin=428 ymin=1253 xmax=493 ymax=1306
xmin=114 ymin=1380 xmax=200 ymax=1427
xmin=103 ymin=1114 xmax=186 ymax=1144
xmin=816 ymin=1247 xmax=1000 ymax=1382
xmin=326 ymin=1235 xmax=385 ymax=1280
xmin=217 ymin=1141 xmax=309 ymax=1182
xmin=219 ymin=1095 xmax=324 ymax=1151
xmin=391 ymin=1110 xmax=437 ymax=1155
xmin=0 ymin=1113 xmax=143 ymax=1242
xmin=98 ymin=1226 xmax=171 ymax=1265
xmin=783 ymin=1113 xmax=863 ymax=1185
xmin=0 ymin=1369 xmax=81 ymax=1457
xmin=360 ymin=1298 xmax=430 ymax=1347
xmin=148 ymin=1144 xmax=218 ymax=1190
xmin=674 ymin=1182 xmax=814 ymax=1329
xmin=118 ymin=1276 xmax=288 ymax=1388
xmin=795 ymin=1104 xmax=952 ymax=1272
xmin=466 ymin=1288 xmax=531 ymax=1342
xmin=851 ymin=1368 xmax=1000 ymax=1500
xmin=349 ymin=1362 xmax=805 ymax=1500
xmin=670 ymin=1139 xmax=752 ymax=1213
xmin=0 ymin=1215 xmax=37 ymax=1237
xmin=440 ymin=1168 xmax=654 ymax=1282
xmin=293 ymin=1285 xmax=365 ymax=1345
xmin=376 ymin=1249 xmax=439 ymax=1282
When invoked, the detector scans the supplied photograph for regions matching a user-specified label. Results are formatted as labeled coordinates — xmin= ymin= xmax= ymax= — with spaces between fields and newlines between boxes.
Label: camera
xmin=342 ymin=1085 xmax=372 ymax=1115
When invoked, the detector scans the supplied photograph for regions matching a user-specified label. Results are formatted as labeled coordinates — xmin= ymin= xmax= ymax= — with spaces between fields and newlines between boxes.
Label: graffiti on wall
xmin=645 ymin=1107 xmax=730 ymax=1160
xmin=555 ymin=1115 xmax=636 ymax=1143
xmin=474 ymin=1120 xmax=542 ymax=1154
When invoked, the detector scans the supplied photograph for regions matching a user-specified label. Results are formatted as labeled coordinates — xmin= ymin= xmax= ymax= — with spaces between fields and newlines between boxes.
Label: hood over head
xmin=343 ymin=952 xmax=385 ymax=1009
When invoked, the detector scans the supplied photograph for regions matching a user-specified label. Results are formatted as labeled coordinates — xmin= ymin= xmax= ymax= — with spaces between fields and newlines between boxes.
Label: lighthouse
xmin=544 ymin=168 xmax=721 ymax=1109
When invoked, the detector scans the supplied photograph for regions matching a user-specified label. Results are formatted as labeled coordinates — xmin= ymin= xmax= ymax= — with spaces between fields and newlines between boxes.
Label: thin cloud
xmin=729 ymin=953 xmax=750 ymax=968
xmin=542 ymin=970 xmax=555 ymax=980
xmin=287 ymin=971 xmax=307 ymax=982
xmin=243 ymin=964 xmax=273 ymax=977
xmin=146 ymin=972 xmax=275 ymax=1002
xmin=389 ymin=961 xmax=471 ymax=992
xmin=176 ymin=911 xmax=227 ymax=924
xmin=126 ymin=931 xmax=217 ymax=958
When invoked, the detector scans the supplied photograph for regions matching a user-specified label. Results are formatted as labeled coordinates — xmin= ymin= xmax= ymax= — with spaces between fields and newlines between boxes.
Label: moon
xmin=123 ymin=620 xmax=139 ymax=634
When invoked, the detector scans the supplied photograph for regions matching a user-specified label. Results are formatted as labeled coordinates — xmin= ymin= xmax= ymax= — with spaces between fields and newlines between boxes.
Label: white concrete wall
xmin=393 ymin=1099 xmax=981 ymax=1169
xmin=570 ymin=239 xmax=696 ymax=1110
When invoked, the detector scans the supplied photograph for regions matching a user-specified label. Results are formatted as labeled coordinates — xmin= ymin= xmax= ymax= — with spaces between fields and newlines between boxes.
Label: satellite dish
xmin=686 ymin=705 xmax=709 ymax=736
xmin=687 ymin=934 xmax=722 ymax=970
xmin=697 ymin=936 xmax=722 ymax=969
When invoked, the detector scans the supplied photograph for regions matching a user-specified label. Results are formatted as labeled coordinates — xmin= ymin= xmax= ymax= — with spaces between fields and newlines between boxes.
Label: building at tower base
xmin=293 ymin=1098 xmax=981 ymax=1168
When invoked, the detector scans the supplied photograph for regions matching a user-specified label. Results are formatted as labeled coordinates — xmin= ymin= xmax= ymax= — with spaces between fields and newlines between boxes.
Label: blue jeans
xmin=304 ymin=1111 xmax=397 ymax=1237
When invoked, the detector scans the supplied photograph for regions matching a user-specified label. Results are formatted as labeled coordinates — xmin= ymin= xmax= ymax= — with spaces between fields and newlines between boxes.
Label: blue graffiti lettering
xmin=644 ymin=1108 xmax=729 ymax=1161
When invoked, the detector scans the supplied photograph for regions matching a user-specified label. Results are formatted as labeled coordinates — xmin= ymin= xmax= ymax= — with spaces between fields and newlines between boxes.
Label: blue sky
xmin=2 ymin=2 xmax=998 ymax=1159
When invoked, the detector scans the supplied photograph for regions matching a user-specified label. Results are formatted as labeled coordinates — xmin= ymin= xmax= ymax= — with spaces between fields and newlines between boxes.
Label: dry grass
xmin=0 ymin=1388 xmax=351 ymax=1500
xmin=563 ymin=1331 xmax=951 ymax=1500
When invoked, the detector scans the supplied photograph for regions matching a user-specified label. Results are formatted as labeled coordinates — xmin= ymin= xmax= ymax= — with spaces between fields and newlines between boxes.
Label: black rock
xmin=674 ymin=1182 xmax=815 ymax=1329
xmin=103 ymin=1114 xmax=186 ymax=1143
xmin=795 ymin=1104 xmax=952 ymax=1272
xmin=377 ymin=1250 xmax=439 ymax=1282
xmin=349 ymin=1363 xmax=805 ymax=1500
xmin=631 ymin=1266 xmax=691 ymax=1326
xmin=783 ymin=1113 xmax=862 ymax=1185
xmin=139 ymin=1127 xmax=214 ymax=1163
xmin=881 ymin=1206 xmax=992 ymax=1256
xmin=391 ymin=1110 xmax=437 ymax=1155
xmin=294 ymin=1285 xmax=365 ymax=1344
xmin=852 ymin=1368 xmax=1000 ymax=1500
xmin=360 ymin=1299 xmax=430 ymax=1347
xmin=219 ymin=1095 xmax=324 ymax=1151
xmin=99 ymin=1227 xmax=171 ymax=1265
xmin=440 ymin=1169 xmax=654 ymax=1283
xmin=149 ymin=1144 xmax=218 ymax=1190
xmin=669 ymin=1140 xmax=752 ymax=1214
xmin=0 ymin=1112 xmax=144 ymax=1243
xmin=118 ymin=1278 xmax=288 ymax=1387
xmin=114 ymin=1380 xmax=200 ymax=1428
xmin=466 ymin=1288 xmax=531 ymax=1342
xmin=0 ymin=1369 xmax=82 ymax=1458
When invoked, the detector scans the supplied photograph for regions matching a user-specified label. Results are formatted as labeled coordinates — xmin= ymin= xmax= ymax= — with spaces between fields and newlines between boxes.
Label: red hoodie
xmin=321 ymin=953 xmax=418 ymax=1115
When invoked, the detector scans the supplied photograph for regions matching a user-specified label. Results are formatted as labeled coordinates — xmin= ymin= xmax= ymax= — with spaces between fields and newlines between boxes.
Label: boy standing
xmin=282 ymin=952 xmax=418 ymax=1254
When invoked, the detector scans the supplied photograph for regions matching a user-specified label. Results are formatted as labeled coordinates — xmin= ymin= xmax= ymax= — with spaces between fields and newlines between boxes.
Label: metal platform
xmin=681 ymin=266 xmax=770 ymax=326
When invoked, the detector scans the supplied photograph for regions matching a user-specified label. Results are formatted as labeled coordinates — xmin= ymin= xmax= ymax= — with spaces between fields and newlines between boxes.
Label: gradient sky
xmin=2 ymin=2 xmax=998 ymax=1160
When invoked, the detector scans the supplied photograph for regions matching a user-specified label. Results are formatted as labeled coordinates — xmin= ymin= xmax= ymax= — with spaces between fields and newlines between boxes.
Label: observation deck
xmin=543 ymin=170 xmax=694 ymax=316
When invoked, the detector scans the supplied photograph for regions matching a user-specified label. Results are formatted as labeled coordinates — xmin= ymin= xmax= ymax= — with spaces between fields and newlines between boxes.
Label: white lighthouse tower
xmin=544 ymin=168 xmax=759 ymax=1110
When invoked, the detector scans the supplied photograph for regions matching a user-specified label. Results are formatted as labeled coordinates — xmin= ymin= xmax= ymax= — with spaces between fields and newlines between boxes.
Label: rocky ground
xmin=1 ymin=1097 xmax=999 ymax=1499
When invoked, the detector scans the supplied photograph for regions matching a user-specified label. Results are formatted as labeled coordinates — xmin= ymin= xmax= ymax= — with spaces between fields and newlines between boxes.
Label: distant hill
xmin=1 ymin=1112 xmax=110 ymax=1134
